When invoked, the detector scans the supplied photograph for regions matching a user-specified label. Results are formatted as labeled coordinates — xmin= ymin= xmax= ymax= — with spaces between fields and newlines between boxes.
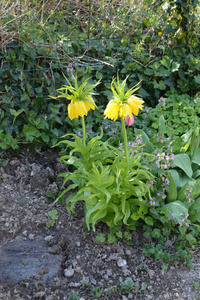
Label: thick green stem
xmin=82 ymin=116 xmax=86 ymax=147
xmin=121 ymin=117 xmax=128 ymax=161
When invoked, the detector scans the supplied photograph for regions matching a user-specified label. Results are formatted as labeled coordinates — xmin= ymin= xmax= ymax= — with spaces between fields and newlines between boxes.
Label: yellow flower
xmin=68 ymin=96 xmax=96 ymax=120
xmin=84 ymin=95 xmax=96 ymax=112
xmin=104 ymin=97 xmax=144 ymax=121
xmin=68 ymin=101 xmax=78 ymax=120
xmin=119 ymin=103 xmax=132 ymax=118
xmin=127 ymin=96 xmax=144 ymax=116
xmin=104 ymin=101 xmax=120 ymax=121
xmin=49 ymin=75 xmax=100 ymax=120
xmin=104 ymin=76 xmax=144 ymax=121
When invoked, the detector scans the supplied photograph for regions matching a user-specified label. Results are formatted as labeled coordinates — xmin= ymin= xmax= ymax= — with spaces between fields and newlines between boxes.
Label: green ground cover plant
xmin=140 ymin=94 xmax=200 ymax=138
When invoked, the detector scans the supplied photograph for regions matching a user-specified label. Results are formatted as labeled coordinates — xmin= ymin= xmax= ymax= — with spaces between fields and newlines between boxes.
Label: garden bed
xmin=0 ymin=149 xmax=200 ymax=300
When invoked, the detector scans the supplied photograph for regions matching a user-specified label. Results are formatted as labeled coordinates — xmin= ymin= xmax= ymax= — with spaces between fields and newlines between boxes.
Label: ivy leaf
xmin=23 ymin=125 xmax=40 ymax=141
xmin=167 ymin=171 xmax=178 ymax=202
xmin=194 ymin=75 xmax=200 ymax=84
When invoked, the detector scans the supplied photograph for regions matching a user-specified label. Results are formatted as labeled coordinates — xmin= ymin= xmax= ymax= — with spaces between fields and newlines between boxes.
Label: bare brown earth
xmin=1 ymin=149 xmax=200 ymax=300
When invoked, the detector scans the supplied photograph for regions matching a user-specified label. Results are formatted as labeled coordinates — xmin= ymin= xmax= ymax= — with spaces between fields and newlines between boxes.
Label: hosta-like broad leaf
xmin=170 ymin=169 xmax=180 ymax=187
xmin=162 ymin=201 xmax=188 ymax=224
xmin=189 ymin=212 xmax=200 ymax=223
xmin=193 ymin=169 xmax=200 ymax=179
xmin=167 ymin=172 xmax=177 ymax=202
xmin=172 ymin=154 xmax=193 ymax=178
xmin=192 ymin=149 xmax=200 ymax=164
xmin=189 ymin=197 xmax=200 ymax=214
xmin=192 ymin=179 xmax=200 ymax=199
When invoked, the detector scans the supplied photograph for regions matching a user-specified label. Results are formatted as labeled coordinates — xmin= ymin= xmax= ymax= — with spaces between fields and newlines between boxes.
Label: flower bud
xmin=124 ymin=114 xmax=134 ymax=126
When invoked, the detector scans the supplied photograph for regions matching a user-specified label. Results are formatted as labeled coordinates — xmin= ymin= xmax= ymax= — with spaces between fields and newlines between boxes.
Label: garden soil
xmin=0 ymin=149 xmax=200 ymax=300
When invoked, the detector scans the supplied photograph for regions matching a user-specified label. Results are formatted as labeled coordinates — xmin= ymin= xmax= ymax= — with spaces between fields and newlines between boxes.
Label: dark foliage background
xmin=0 ymin=0 xmax=200 ymax=150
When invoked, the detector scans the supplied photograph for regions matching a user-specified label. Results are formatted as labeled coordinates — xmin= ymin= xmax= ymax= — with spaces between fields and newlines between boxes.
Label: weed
xmin=68 ymin=292 xmax=79 ymax=300
xmin=117 ymin=277 xmax=134 ymax=294
xmin=46 ymin=209 xmax=58 ymax=228
xmin=193 ymin=282 xmax=200 ymax=291
xmin=91 ymin=287 xmax=104 ymax=298
xmin=22 ymin=258 xmax=28 ymax=266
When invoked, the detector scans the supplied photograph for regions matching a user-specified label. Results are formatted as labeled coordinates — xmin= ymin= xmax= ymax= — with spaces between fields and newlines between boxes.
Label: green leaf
xmin=107 ymin=203 xmax=123 ymax=225
xmin=10 ymin=108 xmax=25 ymax=117
xmin=194 ymin=75 xmax=200 ymax=84
xmin=153 ymin=80 xmax=166 ymax=90
xmin=167 ymin=171 xmax=178 ymax=201
xmin=144 ymin=216 xmax=154 ymax=226
xmin=161 ymin=263 xmax=168 ymax=270
xmin=158 ymin=115 xmax=166 ymax=134
xmin=189 ymin=212 xmax=200 ymax=223
xmin=85 ymin=202 xmax=103 ymax=230
xmin=193 ymin=282 xmax=200 ymax=291
xmin=160 ymin=56 xmax=171 ymax=69
xmin=107 ymin=40 xmax=114 ymax=50
xmin=192 ymin=179 xmax=200 ymax=198
xmin=192 ymin=149 xmax=200 ymax=164
xmin=177 ymin=181 xmax=195 ymax=202
xmin=96 ymin=232 xmax=106 ymax=243
xmin=23 ymin=125 xmax=40 ymax=141
xmin=141 ymin=283 xmax=147 ymax=290
xmin=116 ymin=231 xmax=123 ymax=239
xmin=185 ymin=233 xmax=196 ymax=245
xmin=193 ymin=170 xmax=200 ymax=179
xmin=151 ymin=228 xmax=161 ymax=239
xmin=134 ymin=129 xmax=151 ymax=145
xmin=41 ymin=133 xmax=50 ymax=143
xmin=144 ymin=68 xmax=154 ymax=76
xmin=130 ymin=212 xmax=140 ymax=221
xmin=189 ymin=197 xmax=200 ymax=214
xmin=178 ymin=173 xmax=194 ymax=188
xmin=48 ymin=209 xmax=58 ymax=220
xmin=90 ymin=208 xmax=108 ymax=231
xmin=163 ymin=201 xmax=188 ymax=224
xmin=121 ymin=197 xmax=131 ymax=225
xmin=108 ymin=233 xmax=117 ymax=243
xmin=172 ymin=154 xmax=193 ymax=178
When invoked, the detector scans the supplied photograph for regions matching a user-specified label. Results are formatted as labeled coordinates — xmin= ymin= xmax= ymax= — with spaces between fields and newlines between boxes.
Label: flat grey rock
xmin=0 ymin=235 xmax=62 ymax=283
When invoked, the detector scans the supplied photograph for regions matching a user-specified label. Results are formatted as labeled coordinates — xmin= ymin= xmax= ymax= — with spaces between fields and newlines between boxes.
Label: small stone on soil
xmin=64 ymin=268 xmax=74 ymax=277
xmin=117 ymin=258 xmax=127 ymax=267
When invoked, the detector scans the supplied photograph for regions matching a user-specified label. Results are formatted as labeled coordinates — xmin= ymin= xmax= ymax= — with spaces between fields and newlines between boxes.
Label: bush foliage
xmin=0 ymin=0 xmax=200 ymax=150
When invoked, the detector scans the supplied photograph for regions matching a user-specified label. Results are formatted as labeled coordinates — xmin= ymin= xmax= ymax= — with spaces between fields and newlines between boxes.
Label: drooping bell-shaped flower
xmin=104 ymin=75 xmax=144 ymax=121
xmin=49 ymin=74 xmax=100 ymax=120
